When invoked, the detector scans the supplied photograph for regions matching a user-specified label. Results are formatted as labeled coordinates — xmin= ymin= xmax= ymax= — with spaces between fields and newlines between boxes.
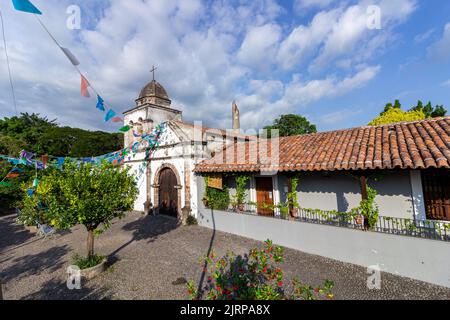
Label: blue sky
xmin=0 ymin=0 xmax=449 ymax=132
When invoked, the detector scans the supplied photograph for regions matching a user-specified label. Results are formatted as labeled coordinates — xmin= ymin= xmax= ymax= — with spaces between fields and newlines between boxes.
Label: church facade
xmin=122 ymin=79 xmax=245 ymax=221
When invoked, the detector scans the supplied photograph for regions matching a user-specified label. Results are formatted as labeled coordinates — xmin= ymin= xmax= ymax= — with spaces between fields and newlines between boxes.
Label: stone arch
xmin=152 ymin=163 xmax=182 ymax=218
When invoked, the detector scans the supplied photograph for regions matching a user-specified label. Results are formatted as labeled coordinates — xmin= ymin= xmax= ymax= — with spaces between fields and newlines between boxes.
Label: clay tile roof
xmin=194 ymin=117 xmax=450 ymax=173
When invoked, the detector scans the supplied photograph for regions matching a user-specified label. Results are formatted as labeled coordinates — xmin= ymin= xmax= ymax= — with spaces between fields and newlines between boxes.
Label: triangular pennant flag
xmin=0 ymin=182 xmax=12 ymax=187
xmin=133 ymin=131 xmax=142 ymax=138
xmin=57 ymin=157 xmax=65 ymax=169
xmin=111 ymin=117 xmax=123 ymax=123
xmin=96 ymin=95 xmax=105 ymax=111
xmin=81 ymin=75 xmax=90 ymax=97
xmin=27 ymin=188 xmax=34 ymax=197
xmin=11 ymin=167 xmax=24 ymax=173
xmin=42 ymin=155 xmax=48 ymax=169
xmin=6 ymin=173 xmax=20 ymax=179
xmin=104 ymin=109 xmax=116 ymax=122
xmin=119 ymin=125 xmax=131 ymax=132
xmin=60 ymin=47 xmax=80 ymax=66
xmin=12 ymin=0 xmax=42 ymax=15
xmin=32 ymin=178 xmax=39 ymax=188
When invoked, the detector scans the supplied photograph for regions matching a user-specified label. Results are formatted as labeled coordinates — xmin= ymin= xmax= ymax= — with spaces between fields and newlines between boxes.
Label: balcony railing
xmin=209 ymin=204 xmax=450 ymax=242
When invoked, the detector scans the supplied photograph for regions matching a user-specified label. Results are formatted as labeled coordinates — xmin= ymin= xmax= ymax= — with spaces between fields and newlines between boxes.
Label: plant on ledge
xmin=287 ymin=176 xmax=300 ymax=217
xmin=234 ymin=175 xmax=250 ymax=211
xmin=263 ymin=201 xmax=289 ymax=219
xmin=187 ymin=239 xmax=334 ymax=300
xmin=357 ymin=185 xmax=379 ymax=230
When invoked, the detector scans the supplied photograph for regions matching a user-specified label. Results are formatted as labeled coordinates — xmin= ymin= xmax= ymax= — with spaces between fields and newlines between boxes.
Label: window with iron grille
xmin=421 ymin=169 xmax=450 ymax=221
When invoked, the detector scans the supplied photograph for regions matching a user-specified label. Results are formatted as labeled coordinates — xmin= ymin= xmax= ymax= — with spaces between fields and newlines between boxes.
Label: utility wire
xmin=0 ymin=8 xmax=18 ymax=116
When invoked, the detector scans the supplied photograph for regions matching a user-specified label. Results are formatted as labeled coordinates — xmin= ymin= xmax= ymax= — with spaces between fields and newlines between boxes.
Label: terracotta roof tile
xmin=194 ymin=117 xmax=450 ymax=173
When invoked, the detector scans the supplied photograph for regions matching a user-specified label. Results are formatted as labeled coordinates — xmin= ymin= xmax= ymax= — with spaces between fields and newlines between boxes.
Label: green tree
xmin=264 ymin=114 xmax=317 ymax=137
xmin=0 ymin=113 xmax=123 ymax=157
xmin=18 ymin=160 xmax=138 ymax=258
xmin=381 ymin=99 xmax=401 ymax=115
xmin=408 ymin=100 xmax=447 ymax=118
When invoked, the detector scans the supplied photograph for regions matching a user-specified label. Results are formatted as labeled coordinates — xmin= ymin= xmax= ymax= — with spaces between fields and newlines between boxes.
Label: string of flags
xmin=0 ymin=123 xmax=167 ymax=189
xmin=10 ymin=0 xmax=128 ymax=131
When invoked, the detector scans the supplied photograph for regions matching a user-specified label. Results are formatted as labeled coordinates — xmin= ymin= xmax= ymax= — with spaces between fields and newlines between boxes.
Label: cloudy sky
xmin=0 ymin=0 xmax=449 ymax=132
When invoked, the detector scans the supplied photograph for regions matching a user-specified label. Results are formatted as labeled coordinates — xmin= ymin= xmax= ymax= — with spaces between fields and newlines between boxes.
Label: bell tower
xmin=123 ymin=72 xmax=182 ymax=147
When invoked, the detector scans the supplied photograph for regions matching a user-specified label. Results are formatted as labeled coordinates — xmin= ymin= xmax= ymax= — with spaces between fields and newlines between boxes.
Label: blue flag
xmin=104 ymin=109 xmax=116 ymax=122
xmin=57 ymin=157 xmax=65 ymax=169
xmin=12 ymin=0 xmax=42 ymax=15
xmin=27 ymin=188 xmax=34 ymax=197
xmin=96 ymin=95 xmax=105 ymax=111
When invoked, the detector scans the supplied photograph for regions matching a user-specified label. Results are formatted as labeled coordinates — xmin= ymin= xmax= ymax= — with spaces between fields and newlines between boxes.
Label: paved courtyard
xmin=1 ymin=212 xmax=449 ymax=300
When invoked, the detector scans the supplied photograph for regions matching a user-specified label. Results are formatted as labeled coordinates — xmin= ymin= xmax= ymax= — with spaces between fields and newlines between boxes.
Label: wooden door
xmin=255 ymin=177 xmax=274 ymax=216
xmin=158 ymin=168 xmax=178 ymax=217
xmin=422 ymin=169 xmax=450 ymax=221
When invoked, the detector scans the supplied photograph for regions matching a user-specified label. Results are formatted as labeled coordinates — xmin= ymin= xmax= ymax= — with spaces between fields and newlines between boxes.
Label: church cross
xmin=150 ymin=65 xmax=157 ymax=81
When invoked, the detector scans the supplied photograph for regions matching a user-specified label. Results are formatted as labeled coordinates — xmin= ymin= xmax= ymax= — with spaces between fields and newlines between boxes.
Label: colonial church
xmin=122 ymin=77 xmax=246 ymax=221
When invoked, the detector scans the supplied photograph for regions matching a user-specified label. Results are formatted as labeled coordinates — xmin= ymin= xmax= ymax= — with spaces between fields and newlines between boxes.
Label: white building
xmin=123 ymin=79 xmax=247 ymax=221
xmin=124 ymin=79 xmax=450 ymax=225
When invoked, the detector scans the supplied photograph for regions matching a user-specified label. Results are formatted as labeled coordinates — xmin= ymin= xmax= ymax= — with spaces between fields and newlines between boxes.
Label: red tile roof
xmin=194 ymin=117 xmax=450 ymax=173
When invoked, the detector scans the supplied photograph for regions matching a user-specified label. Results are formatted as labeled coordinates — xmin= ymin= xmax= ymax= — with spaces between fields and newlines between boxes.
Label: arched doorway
xmin=158 ymin=167 xmax=179 ymax=217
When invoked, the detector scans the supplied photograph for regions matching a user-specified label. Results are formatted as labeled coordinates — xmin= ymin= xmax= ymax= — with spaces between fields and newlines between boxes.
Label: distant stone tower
xmin=232 ymin=101 xmax=240 ymax=133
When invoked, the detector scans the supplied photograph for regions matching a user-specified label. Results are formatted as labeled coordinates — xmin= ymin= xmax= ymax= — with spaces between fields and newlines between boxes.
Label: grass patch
xmin=72 ymin=254 xmax=105 ymax=270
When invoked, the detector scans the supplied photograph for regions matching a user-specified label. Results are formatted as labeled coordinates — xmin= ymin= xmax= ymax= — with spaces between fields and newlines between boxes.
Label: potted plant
xmin=230 ymin=196 xmax=238 ymax=212
xmin=287 ymin=177 xmax=300 ymax=218
xmin=202 ymin=196 xmax=209 ymax=208
xmin=355 ymin=214 xmax=365 ymax=226
xmin=235 ymin=175 xmax=250 ymax=213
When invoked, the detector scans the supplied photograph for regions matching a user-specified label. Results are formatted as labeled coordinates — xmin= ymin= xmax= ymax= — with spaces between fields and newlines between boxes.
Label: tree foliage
xmin=0 ymin=113 xmax=123 ymax=157
xmin=264 ymin=114 xmax=317 ymax=137
xmin=370 ymin=100 xmax=447 ymax=125
xmin=0 ymin=113 xmax=124 ymax=214
xmin=18 ymin=160 xmax=138 ymax=257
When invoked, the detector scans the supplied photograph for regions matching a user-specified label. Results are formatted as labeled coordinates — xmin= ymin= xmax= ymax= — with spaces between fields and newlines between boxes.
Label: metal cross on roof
xmin=150 ymin=65 xmax=157 ymax=81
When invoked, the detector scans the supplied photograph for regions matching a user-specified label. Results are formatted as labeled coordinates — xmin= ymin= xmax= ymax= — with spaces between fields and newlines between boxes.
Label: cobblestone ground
xmin=1 ymin=212 xmax=449 ymax=300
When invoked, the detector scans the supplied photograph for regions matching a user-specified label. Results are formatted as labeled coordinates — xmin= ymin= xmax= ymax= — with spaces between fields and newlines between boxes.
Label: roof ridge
xmin=279 ymin=116 xmax=450 ymax=140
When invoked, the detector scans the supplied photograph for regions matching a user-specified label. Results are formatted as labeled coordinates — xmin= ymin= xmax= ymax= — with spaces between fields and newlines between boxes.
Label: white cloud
xmin=427 ymin=23 xmax=450 ymax=61
xmin=0 ymin=0 xmax=412 ymax=133
xmin=414 ymin=28 xmax=435 ymax=44
xmin=442 ymin=80 xmax=450 ymax=87
xmin=239 ymin=65 xmax=380 ymax=128
xmin=277 ymin=9 xmax=339 ymax=70
xmin=319 ymin=109 xmax=363 ymax=125
xmin=309 ymin=0 xmax=416 ymax=73
xmin=294 ymin=0 xmax=336 ymax=13
xmin=237 ymin=23 xmax=282 ymax=70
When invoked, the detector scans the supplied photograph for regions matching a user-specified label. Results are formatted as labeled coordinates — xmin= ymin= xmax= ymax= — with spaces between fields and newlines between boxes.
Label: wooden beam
xmin=360 ymin=175 xmax=368 ymax=200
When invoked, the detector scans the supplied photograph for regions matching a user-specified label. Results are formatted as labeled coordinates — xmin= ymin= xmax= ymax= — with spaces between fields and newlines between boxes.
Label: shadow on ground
xmin=109 ymin=214 xmax=180 ymax=261
xmin=0 ymin=215 xmax=36 ymax=254
xmin=0 ymin=245 xmax=70 ymax=282
xmin=22 ymin=278 xmax=113 ymax=300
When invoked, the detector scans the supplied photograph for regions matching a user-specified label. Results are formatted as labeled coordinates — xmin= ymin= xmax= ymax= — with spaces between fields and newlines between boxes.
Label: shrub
xmin=186 ymin=215 xmax=198 ymax=226
xmin=187 ymin=240 xmax=334 ymax=300
xmin=72 ymin=254 xmax=105 ymax=270
xmin=204 ymin=176 xmax=230 ymax=210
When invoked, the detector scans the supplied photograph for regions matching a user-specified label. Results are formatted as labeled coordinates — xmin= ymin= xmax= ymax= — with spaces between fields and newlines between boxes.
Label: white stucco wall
xmin=276 ymin=171 xmax=415 ymax=219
